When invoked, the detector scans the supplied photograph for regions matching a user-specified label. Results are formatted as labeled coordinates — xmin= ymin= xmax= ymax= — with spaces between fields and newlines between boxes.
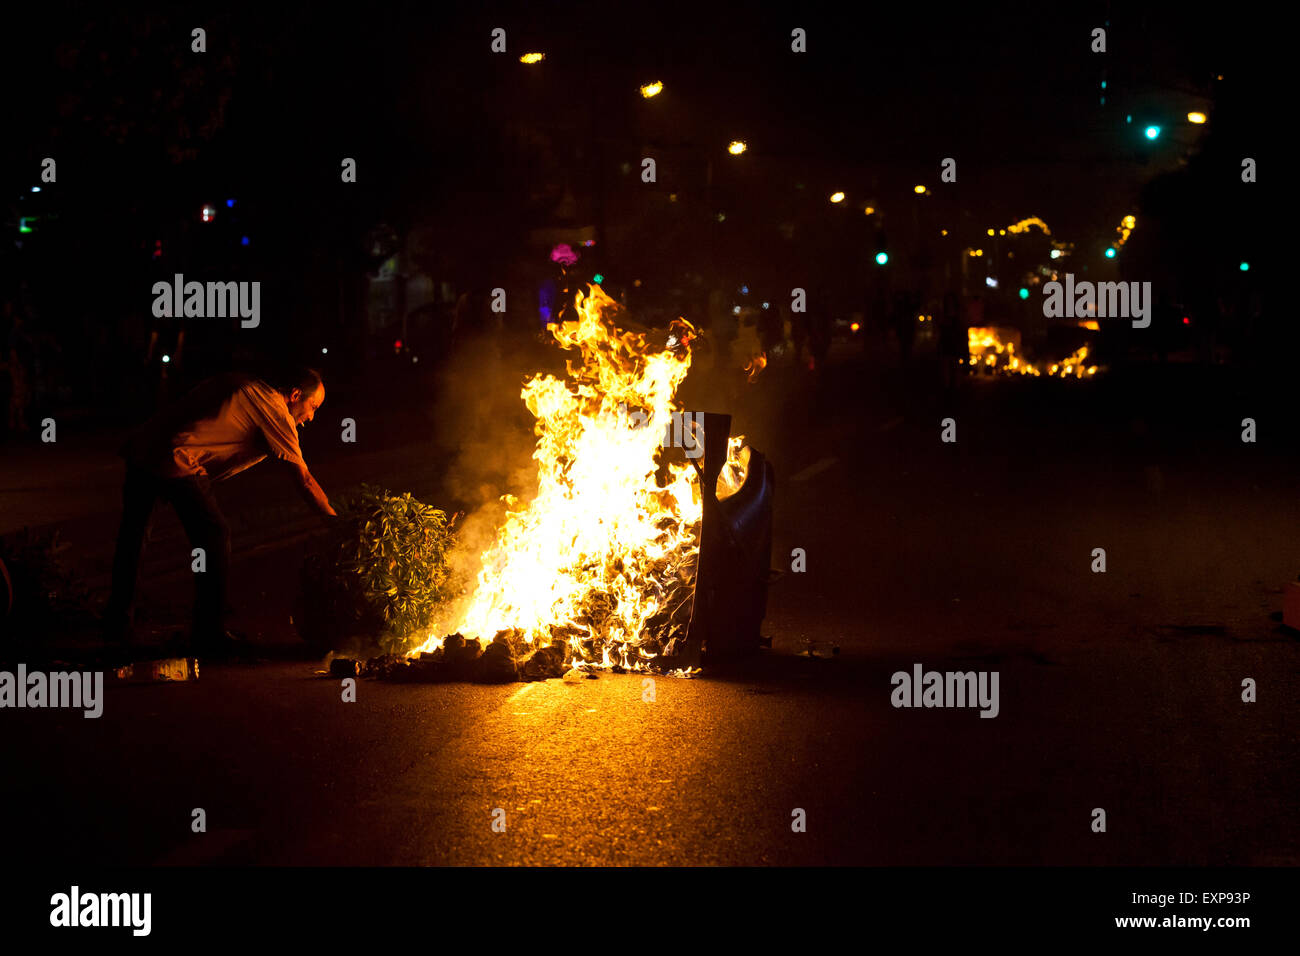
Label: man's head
xmin=278 ymin=367 xmax=324 ymax=425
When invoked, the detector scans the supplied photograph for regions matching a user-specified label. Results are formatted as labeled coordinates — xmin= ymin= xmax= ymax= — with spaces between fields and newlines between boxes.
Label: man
xmin=103 ymin=367 xmax=336 ymax=652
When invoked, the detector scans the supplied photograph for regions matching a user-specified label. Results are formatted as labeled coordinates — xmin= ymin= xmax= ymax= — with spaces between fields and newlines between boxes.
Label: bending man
xmin=104 ymin=367 xmax=336 ymax=652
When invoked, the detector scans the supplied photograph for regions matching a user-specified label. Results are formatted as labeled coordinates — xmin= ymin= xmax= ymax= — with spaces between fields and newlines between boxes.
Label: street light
xmin=640 ymin=81 xmax=663 ymax=98
xmin=728 ymin=140 xmax=747 ymax=155
xmin=830 ymin=192 xmax=845 ymax=203
xmin=1187 ymin=112 xmax=1207 ymax=124
xmin=520 ymin=52 xmax=544 ymax=64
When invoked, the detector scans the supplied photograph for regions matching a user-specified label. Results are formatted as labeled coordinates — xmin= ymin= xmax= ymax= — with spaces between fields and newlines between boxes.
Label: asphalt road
xmin=3 ymin=341 xmax=1299 ymax=866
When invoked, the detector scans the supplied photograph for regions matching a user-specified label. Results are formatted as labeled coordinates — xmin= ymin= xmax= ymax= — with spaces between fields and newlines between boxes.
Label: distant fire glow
xmin=968 ymin=327 xmax=1098 ymax=379
xmin=1006 ymin=217 xmax=1051 ymax=236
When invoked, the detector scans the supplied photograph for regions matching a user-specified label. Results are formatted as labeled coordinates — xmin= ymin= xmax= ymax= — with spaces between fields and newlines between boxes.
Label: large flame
xmin=415 ymin=285 xmax=743 ymax=669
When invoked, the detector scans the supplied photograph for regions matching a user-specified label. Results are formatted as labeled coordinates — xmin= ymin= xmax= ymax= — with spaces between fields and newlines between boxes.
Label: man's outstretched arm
xmin=289 ymin=461 xmax=337 ymax=516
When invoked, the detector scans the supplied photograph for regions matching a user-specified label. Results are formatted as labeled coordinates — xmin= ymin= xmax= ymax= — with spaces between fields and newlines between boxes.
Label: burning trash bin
xmin=379 ymin=285 xmax=777 ymax=678
xmin=668 ymin=412 xmax=774 ymax=668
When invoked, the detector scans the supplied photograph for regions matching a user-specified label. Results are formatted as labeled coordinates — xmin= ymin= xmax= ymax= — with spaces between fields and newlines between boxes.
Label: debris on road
xmin=800 ymin=639 xmax=839 ymax=659
xmin=521 ymin=643 xmax=566 ymax=680
xmin=328 ymin=658 xmax=359 ymax=679
xmin=479 ymin=640 xmax=518 ymax=682
xmin=338 ymin=630 xmax=611 ymax=685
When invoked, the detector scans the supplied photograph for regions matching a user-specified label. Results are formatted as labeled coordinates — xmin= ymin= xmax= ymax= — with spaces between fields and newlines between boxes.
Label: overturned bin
xmin=659 ymin=412 xmax=774 ymax=670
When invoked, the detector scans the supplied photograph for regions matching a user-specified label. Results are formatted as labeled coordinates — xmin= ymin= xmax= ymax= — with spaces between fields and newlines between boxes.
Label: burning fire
xmin=744 ymin=352 xmax=767 ymax=382
xmin=415 ymin=285 xmax=747 ymax=670
xmin=967 ymin=327 xmax=1098 ymax=379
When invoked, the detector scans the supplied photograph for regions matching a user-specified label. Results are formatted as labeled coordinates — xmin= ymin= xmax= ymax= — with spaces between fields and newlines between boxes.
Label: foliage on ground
xmin=295 ymin=485 xmax=457 ymax=655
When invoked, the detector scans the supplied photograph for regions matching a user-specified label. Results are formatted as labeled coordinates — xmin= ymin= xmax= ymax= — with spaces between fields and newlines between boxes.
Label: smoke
xmin=427 ymin=327 xmax=554 ymax=627
xmin=431 ymin=331 xmax=540 ymax=505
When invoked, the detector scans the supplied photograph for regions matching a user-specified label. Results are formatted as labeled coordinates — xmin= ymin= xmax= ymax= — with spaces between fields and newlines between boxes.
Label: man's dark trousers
xmin=105 ymin=466 xmax=231 ymax=641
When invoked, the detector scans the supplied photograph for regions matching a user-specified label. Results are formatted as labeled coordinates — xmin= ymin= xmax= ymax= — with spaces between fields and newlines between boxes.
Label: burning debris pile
xmin=330 ymin=630 xmax=615 ymax=684
xmin=381 ymin=284 xmax=749 ymax=680
xmin=967 ymin=327 xmax=1098 ymax=379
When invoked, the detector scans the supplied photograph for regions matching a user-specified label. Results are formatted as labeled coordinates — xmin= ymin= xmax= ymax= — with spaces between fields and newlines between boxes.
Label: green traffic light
xmin=875 ymin=252 xmax=888 ymax=265
xmin=1105 ymin=247 xmax=1116 ymax=259
xmin=1018 ymin=288 xmax=1029 ymax=300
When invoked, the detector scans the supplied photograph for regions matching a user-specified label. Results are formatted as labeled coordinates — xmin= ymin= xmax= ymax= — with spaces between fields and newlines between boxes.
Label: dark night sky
xmin=1 ymin=2 xmax=1277 ymax=302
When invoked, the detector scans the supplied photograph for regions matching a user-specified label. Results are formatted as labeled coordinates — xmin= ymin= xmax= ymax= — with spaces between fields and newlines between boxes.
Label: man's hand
xmin=290 ymin=461 xmax=336 ymax=516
